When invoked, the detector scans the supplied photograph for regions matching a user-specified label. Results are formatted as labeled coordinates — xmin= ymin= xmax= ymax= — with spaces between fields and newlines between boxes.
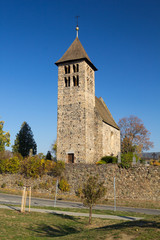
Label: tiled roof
xmin=95 ymin=97 xmax=119 ymax=130
xmin=55 ymin=37 xmax=97 ymax=71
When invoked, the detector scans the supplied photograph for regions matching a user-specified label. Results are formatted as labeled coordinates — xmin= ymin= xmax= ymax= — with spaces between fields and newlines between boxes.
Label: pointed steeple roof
xmin=55 ymin=37 xmax=97 ymax=71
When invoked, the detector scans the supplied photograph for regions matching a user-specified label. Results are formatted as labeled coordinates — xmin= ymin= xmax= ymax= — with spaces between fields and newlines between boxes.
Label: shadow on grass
xmin=50 ymin=212 xmax=80 ymax=222
xmin=4 ymin=204 xmax=20 ymax=212
xmin=96 ymin=219 xmax=160 ymax=231
xmin=29 ymin=213 xmax=81 ymax=238
xmin=32 ymin=223 xmax=80 ymax=237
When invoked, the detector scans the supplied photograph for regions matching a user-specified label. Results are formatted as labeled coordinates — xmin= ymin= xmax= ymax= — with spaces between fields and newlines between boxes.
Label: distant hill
xmin=142 ymin=152 xmax=160 ymax=160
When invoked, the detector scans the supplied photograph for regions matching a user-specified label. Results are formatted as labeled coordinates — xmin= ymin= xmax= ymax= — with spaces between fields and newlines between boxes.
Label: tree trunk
xmin=89 ymin=205 xmax=92 ymax=224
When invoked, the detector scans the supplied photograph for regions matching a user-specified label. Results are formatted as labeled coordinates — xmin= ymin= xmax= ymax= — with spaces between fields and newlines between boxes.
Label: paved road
xmin=0 ymin=193 xmax=160 ymax=215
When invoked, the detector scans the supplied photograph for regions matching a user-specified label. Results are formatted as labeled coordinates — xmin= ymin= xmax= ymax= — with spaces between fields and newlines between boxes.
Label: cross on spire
xmin=75 ymin=16 xmax=80 ymax=38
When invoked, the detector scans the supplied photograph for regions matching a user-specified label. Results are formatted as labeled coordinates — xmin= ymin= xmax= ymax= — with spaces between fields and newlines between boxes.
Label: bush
xmin=150 ymin=160 xmax=160 ymax=166
xmin=96 ymin=156 xmax=117 ymax=164
xmin=58 ymin=178 xmax=70 ymax=192
xmin=119 ymin=152 xmax=138 ymax=169
xmin=16 ymin=181 xmax=23 ymax=187
xmin=20 ymin=156 xmax=55 ymax=178
xmin=1 ymin=183 xmax=6 ymax=188
xmin=0 ymin=156 xmax=21 ymax=174
xmin=51 ymin=161 xmax=65 ymax=177
xmin=0 ymin=159 xmax=5 ymax=173
xmin=5 ymin=157 xmax=21 ymax=173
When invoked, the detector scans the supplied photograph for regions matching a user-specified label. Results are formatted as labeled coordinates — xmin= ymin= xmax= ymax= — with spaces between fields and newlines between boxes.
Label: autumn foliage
xmin=78 ymin=176 xmax=106 ymax=224
xmin=0 ymin=121 xmax=10 ymax=152
xmin=118 ymin=115 xmax=153 ymax=154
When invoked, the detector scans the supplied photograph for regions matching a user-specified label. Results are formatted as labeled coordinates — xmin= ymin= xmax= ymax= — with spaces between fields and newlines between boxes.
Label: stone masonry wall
xmin=57 ymin=60 xmax=87 ymax=163
xmin=57 ymin=60 xmax=96 ymax=163
xmin=1 ymin=165 xmax=159 ymax=201
xmin=102 ymin=123 xmax=120 ymax=157
xmin=64 ymin=164 xmax=160 ymax=201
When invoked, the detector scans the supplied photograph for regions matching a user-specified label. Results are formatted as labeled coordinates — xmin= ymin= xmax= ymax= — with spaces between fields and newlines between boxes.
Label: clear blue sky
xmin=1 ymin=0 xmax=160 ymax=154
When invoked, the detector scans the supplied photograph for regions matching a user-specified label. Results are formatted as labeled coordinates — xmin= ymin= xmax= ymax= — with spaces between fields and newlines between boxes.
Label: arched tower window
xmin=65 ymin=77 xmax=70 ymax=87
xmin=73 ymin=64 xmax=79 ymax=73
xmin=65 ymin=65 xmax=70 ymax=74
xmin=73 ymin=75 xmax=79 ymax=86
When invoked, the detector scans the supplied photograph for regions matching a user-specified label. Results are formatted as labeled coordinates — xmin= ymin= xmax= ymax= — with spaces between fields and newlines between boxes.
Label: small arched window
xmin=65 ymin=65 xmax=70 ymax=74
xmin=73 ymin=75 xmax=79 ymax=86
xmin=73 ymin=64 xmax=79 ymax=73
xmin=65 ymin=77 xmax=70 ymax=87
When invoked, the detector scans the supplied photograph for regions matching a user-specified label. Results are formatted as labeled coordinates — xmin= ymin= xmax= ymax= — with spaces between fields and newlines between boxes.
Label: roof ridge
xmin=95 ymin=96 xmax=119 ymax=130
xmin=99 ymin=97 xmax=118 ymax=127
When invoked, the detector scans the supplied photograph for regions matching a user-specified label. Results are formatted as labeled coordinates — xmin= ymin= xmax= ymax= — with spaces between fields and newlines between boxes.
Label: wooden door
xmin=68 ymin=153 xmax=74 ymax=163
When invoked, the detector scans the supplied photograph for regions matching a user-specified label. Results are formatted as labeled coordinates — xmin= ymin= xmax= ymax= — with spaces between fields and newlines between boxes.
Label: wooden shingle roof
xmin=95 ymin=97 xmax=119 ymax=130
xmin=55 ymin=37 xmax=97 ymax=71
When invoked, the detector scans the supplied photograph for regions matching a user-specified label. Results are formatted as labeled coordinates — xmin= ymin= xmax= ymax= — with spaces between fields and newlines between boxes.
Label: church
xmin=55 ymin=27 xmax=120 ymax=163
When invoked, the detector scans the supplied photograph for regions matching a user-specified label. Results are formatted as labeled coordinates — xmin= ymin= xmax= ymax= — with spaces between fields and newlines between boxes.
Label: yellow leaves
xmin=150 ymin=160 xmax=160 ymax=166
xmin=0 ymin=120 xmax=10 ymax=151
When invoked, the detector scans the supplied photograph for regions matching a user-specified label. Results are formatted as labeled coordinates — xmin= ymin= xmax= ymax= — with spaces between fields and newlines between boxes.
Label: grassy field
xmin=0 ymin=208 xmax=159 ymax=240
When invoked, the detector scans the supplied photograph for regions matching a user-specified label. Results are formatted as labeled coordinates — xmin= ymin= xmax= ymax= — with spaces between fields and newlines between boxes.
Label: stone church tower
xmin=55 ymin=28 xmax=120 ymax=163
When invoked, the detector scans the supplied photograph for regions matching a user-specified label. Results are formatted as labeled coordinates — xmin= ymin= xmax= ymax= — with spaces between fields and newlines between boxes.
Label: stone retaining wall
xmin=0 ymin=164 xmax=159 ymax=201
xmin=65 ymin=164 xmax=160 ymax=201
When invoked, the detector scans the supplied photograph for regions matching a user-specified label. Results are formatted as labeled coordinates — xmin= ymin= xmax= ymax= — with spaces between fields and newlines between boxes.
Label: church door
xmin=68 ymin=153 xmax=74 ymax=163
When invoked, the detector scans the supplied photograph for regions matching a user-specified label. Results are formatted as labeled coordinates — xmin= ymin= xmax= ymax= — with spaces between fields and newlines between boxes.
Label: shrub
xmin=5 ymin=156 xmax=21 ymax=173
xmin=0 ymin=156 xmax=21 ymax=174
xmin=1 ymin=183 xmax=6 ymax=188
xmin=17 ymin=181 xmax=23 ymax=187
xmin=96 ymin=156 xmax=117 ymax=164
xmin=150 ymin=160 xmax=160 ymax=166
xmin=119 ymin=152 xmax=138 ymax=169
xmin=58 ymin=178 xmax=70 ymax=192
xmin=20 ymin=156 xmax=55 ymax=178
xmin=20 ymin=156 xmax=41 ymax=178
xmin=51 ymin=161 xmax=65 ymax=177
xmin=0 ymin=159 xmax=5 ymax=173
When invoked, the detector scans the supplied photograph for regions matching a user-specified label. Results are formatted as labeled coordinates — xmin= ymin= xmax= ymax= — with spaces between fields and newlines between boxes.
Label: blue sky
xmin=0 ymin=0 xmax=160 ymax=154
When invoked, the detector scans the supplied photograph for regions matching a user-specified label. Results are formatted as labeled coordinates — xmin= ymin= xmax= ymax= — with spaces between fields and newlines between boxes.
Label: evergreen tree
xmin=46 ymin=151 xmax=52 ymax=160
xmin=12 ymin=122 xmax=37 ymax=157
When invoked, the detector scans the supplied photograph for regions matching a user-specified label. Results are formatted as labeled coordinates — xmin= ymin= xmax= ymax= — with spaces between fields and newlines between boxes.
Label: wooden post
xmin=21 ymin=187 xmax=26 ymax=212
xmin=21 ymin=186 xmax=31 ymax=213
xmin=54 ymin=179 xmax=58 ymax=207
xmin=29 ymin=187 xmax=31 ymax=213
xmin=23 ymin=189 xmax=27 ymax=213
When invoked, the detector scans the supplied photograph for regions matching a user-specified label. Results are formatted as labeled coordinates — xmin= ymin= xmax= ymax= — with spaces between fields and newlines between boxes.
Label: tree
xmin=52 ymin=140 xmax=57 ymax=159
xmin=46 ymin=151 xmax=52 ymax=160
xmin=12 ymin=122 xmax=37 ymax=157
xmin=78 ymin=175 xmax=106 ymax=224
xmin=118 ymin=115 xmax=153 ymax=154
xmin=0 ymin=121 xmax=10 ymax=152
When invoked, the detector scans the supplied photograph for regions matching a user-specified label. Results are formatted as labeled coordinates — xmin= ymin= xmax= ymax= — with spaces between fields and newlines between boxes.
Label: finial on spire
xmin=75 ymin=16 xmax=80 ymax=38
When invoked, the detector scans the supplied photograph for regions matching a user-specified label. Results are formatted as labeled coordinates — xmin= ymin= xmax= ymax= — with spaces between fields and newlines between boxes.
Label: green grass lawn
xmin=0 ymin=208 xmax=159 ymax=240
